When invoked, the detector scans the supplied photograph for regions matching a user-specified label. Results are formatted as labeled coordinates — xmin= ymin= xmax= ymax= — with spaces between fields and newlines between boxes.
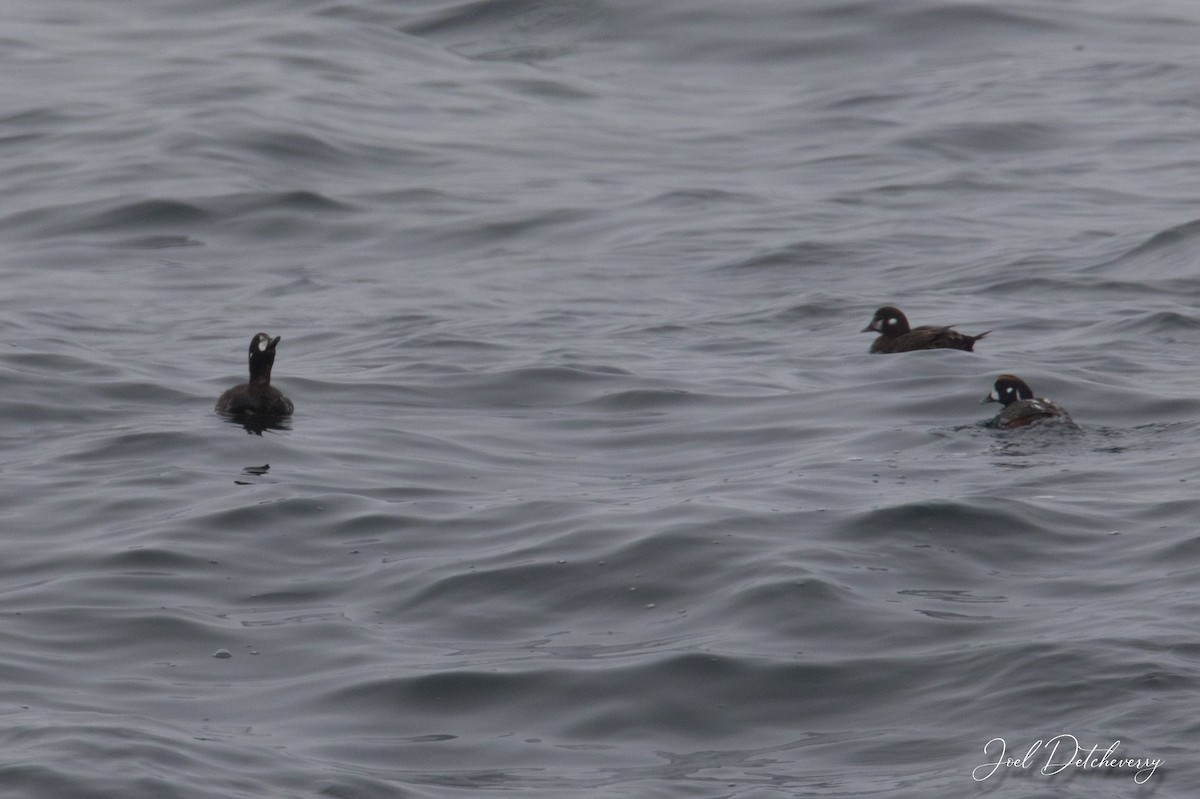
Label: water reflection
xmin=218 ymin=412 xmax=292 ymax=436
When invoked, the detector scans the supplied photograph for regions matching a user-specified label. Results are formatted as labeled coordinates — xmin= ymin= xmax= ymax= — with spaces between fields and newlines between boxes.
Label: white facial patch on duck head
xmin=257 ymin=335 xmax=271 ymax=352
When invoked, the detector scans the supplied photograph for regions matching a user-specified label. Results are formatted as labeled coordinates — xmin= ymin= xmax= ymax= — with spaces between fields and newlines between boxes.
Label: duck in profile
xmin=862 ymin=306 xmax=989 ymax=353
xmin=215 ymin=332 xmax=294 ymax=417
xmin=982 ymin=374 xmax=1073 ymax=428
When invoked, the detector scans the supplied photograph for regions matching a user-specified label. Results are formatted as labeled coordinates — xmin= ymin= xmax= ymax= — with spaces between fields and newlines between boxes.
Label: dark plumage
xmin=862 ymin=306 xmax=989 ymax=353
xmin=215 ymin=332 xmax=294 ymax=417
xmin=982 ymin=374 xmax=1073 ymax=429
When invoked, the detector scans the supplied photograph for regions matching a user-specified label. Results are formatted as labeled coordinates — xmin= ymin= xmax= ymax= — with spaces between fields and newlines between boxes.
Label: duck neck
xmin=248 ymin=353 xmax=275 ymax=385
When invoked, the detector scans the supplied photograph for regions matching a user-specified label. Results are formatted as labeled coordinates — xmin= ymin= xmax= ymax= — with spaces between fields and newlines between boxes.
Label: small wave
xmin=640 ymin=188 xmax=765 ymax=210
xmin=576 ymin=388 xmax=698 ymax=412
xmin=72 ymin=198 xmax=212 ymax=231
xmin=1088 ymin=218 xmax=1200 ymax=281
xmin=107 ymin=234 xmax=204 ymax=249
xmin=1 ymin=190 xmax=356 ymax=240
xmin=839 ymin=497 xmax=1098 ymax=553
xmin=896 ymin=120 xmax=1061 ymax=159
xmin=491 ymin=77 xmax=595 ymax=100
xmin=886 ymin=3 xmax=1068 ymax=39
xmin=1105 ymin=309 xmax=1200 ymax=334
xmin=431 ymin=364 xmax=630 ymax=407
xmin=238 ymin=129 xmax=352 ymax=165
xmin=403 ymin=0 xmax=607 ymax=40
xmin=722 ymin=240 xmax=854 ymax=271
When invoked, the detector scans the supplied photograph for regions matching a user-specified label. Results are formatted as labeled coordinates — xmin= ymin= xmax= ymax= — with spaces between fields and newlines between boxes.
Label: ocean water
xmin=1 ymin=0 xmax=1198 ymax=796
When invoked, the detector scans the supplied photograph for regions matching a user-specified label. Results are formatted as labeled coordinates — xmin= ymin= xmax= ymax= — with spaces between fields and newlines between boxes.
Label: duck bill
xmin=980 ymin=391 xmax=999 ymax=405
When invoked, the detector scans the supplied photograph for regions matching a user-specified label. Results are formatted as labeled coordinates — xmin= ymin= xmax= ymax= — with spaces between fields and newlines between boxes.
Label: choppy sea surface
xmin=3 ymin=1 xmax=1200 ymax=796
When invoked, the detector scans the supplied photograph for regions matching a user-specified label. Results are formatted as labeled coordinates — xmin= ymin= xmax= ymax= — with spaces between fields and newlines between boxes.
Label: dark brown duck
xmin=862 ymin=306 xmax=989 ymax=353
xmin=982 ymin=374 xmax=1073 ymax=429
xmin=215 ymin=332 xmax=294 ymax=417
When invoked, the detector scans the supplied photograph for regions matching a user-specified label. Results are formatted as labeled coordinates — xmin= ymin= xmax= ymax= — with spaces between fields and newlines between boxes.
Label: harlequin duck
xmin=862 ymin=306 xmax=989 ymax=353
xmin=215 ymin=332 xmax=294 ymax=417
xmin=982 ymin=374 xmax=1073 ymax=428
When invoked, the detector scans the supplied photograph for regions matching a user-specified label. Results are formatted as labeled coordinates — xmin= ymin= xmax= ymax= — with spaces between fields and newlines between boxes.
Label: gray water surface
xmin=2 ymin=1 xmax=1197 ymax=796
